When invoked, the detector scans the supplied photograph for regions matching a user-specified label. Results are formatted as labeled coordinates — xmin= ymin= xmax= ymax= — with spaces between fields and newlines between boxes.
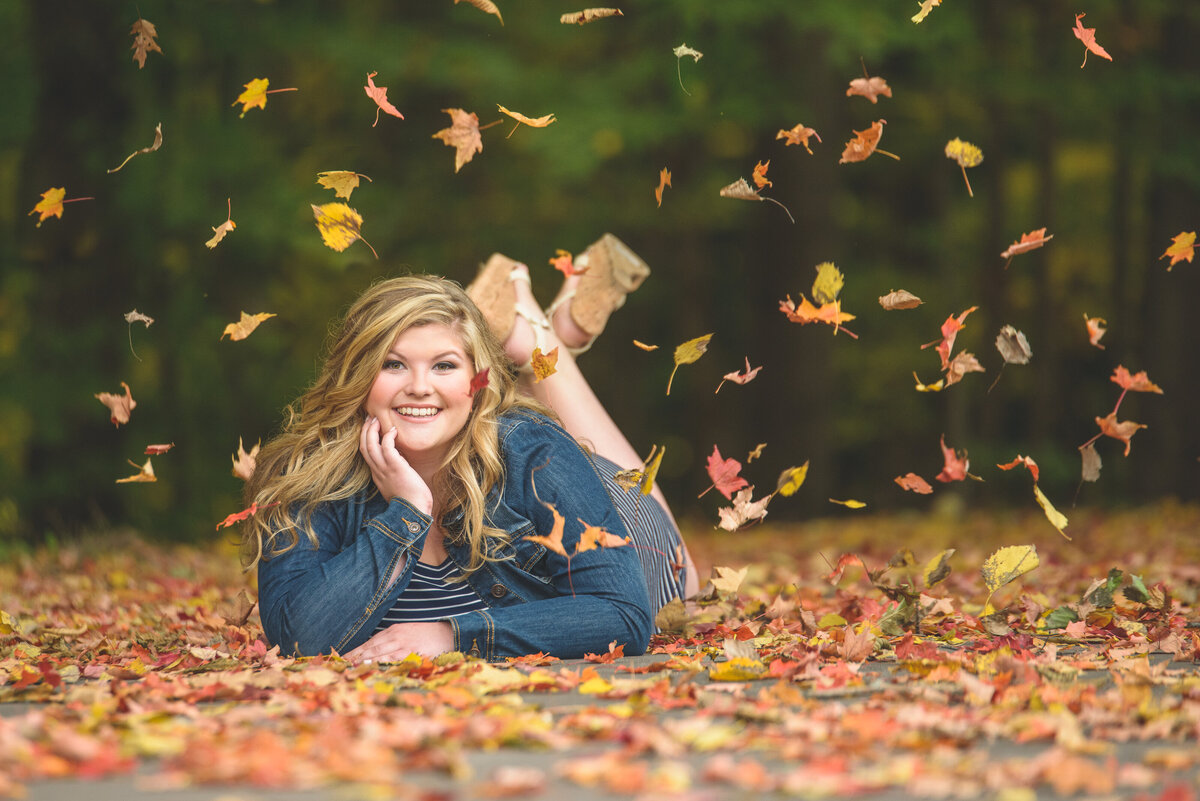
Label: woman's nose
xmin=406 ymin=368 xmax=431 ymax=395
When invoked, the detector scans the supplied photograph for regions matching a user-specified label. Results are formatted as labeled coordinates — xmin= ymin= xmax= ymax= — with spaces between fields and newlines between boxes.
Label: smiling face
xmin=363 ymin=322 xmax=476 ymax=470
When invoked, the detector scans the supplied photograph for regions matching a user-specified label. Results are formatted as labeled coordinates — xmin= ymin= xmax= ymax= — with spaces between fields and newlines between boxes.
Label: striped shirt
xmin=374 ymin=558 xmax=486 ymax=630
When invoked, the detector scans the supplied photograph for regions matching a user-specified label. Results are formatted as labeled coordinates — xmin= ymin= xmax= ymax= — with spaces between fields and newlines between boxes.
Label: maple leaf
xmin=215 ymin=501 xmax=276 ymax=530
xmin=912 ymin=0 xmax=941 ymax=24
xmin=707 ymin=565 xmax=748 ymax=594
xmin=468 ymin=367 xmax=490 ymax=397
xmin=811 ymin=261 xmax=844 ymax=305
xmin=752 ymin=160 xmax=772 ymax=189
xmin=129 ymin=18 xmax=162 ymax=69
xmin=107 ymin=122 xmax=163 ymax=173
xmin=944 ymin=138 xmax=983 ymax=197
xmin=1084 ymin=314 xmax=1107 ymax=349
xmin=231 ymin=437 xmax=260 ymax=481
xmin=206 ymin=198 xmax=236 ymax=249
xmin=575 ymin=521 xmax=629 ymax=553
xmin=840 ymin=623 xmax=876 ymax=661
xmin=839 ymin=119 xmax=899 ymax=163
xmin=28 ymin=187 xmax=96 ymax=227
xmin=561 ymin=8 xmax=623 ymax=24
xmin=1095 ymin=411 xmax=1146 ymax=456
xmin=1158 ymin=231 xmax=1195 ymax=270
xmin=894 ymin=473 xmax=933 ymax=494
xmin=776 ymin=123 xmax=821 ymax=154
xmin=1111 ymin=366 xmax=1163 ymax=394
xmin=1073 ymin=13 xmax=1113 ymax=68
xmin=879 ymin=289 xmax=922 ymax=310
xmin=935 ymin=434 xmax=972 ymax=482
xmin=716 ymin=487 xmax=771 ymax=531
xmin=311 ymin=202 xmax=379 ymax=258
xmin=714 ymin=357 xmax=762 ymax=393
xmin=779 ymin=294 xmax=858 ymax=338
xmin=945 ymin=351 xmax=985 ymax=387
xmin=1001 ymin=228 xmax=1053 ymax=267
xmin=145 ymin=443 xmax=174 ymax=455
xmin=719 ymin=177 xmax=795 ymax=223
xmin=454 ymin=0 xmax=503 ymax=25
xmin=997 ymin=454 xmax=1040 ymax=483
xmin=524 ymin=502 xmax=569 ymax=558
xmin=95 ymin=381 xmax=136 ymax=427
xmin=846 ymin=75 xmax=892 ymax=104
xmin=232 ymin=78 xmax=298 ymax=118
xmin=316 ymin=171 xmax=372 ymax=200
xmin=775 ymin=462 xmax=808 ymax=497
xmin=666 ymin=332 xmax=712 ymax=395
xmin=364 ymin=72 xmax=405 ymax=127
xmin=497 ymin=104 xmax=556 ymax=137
xmin=221 ymin=311 xmax=276 ymax=342
xmin=673 ymin=43 xmax=703 ymax=95
xmin=549 ymin=249 xmax=586 ymax=277
xmin=530 ymin=346 xmax=559 ymax=383
xmin=654 ymin=168 xmax=671 ymax=207
xmin=700 ymin=445 xmax=750 ymax=500
xmin=921 ymin=305 xmax=978 ymax=369
xmin=116 ymin=458 xmax=156 ymax=484
xmin=432 ymin=109 xmax=483 ymax=173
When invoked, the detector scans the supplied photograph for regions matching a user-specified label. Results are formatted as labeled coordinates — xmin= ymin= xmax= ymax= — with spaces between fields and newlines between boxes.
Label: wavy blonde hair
xmin=242 ymin=273 xmax=546 ymax=574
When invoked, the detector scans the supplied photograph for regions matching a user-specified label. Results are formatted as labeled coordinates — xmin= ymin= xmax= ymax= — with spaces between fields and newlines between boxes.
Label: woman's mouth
xmin=395 ymin=406 xmax=439 ymax=418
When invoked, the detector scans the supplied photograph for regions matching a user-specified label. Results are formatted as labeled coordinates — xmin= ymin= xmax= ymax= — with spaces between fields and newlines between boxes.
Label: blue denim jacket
xmin=256 ymin=409 xmax=652 ymax=660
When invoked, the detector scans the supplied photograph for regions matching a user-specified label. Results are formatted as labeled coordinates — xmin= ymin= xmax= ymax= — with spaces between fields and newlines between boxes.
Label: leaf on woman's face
xmin=116 ymin=458 xmax=156 ymax=484
xmin=221 ymin=312 xmax=276 ymax=342
xmin=316 ymin=171 xmax=372 ymax=200
xmin=468 ymin=367 xmax=490 ymax=398
xmin=364 ymin=72 xmax=404 ymax=126
xmin=846 ymin=75 xmax=892 ymax=103
xmin=981 ymin=545 xmax=1039 ymax=593
xmin=432 ymin=109 xmax=482 ymax=173
xmin=95 ymin=382 xmax=136 ymax=427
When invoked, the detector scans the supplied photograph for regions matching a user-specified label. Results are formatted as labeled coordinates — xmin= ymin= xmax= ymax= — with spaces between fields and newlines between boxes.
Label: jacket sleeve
xmin=256 ymin=496 xmax=431 ymax=656
xmin=445 ymin=417 xmax=653 ymax=660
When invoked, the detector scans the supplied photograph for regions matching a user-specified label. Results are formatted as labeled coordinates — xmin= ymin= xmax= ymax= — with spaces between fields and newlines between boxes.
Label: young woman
xmin=242 ymin=234 xmax=698 ymax=662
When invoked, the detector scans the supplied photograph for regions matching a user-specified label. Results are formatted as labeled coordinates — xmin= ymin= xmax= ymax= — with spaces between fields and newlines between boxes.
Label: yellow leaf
xmin=311 ymin=203 xmax=378 ymax=258
xmin=817 ymin=613 xmax=847 ymax=629
xmin=981 ymin=545 xmax=1039 ymax=594
xmin=708 ymin=565 xmax=748 ymax=595
xmin=1033 ymin=485 xmax=1070 ymax=540
xmin=116 ymin=458 xmax=156 ymax=484
xmin=912 ymin=0 xmax=941 ymax=24
xmin=811 ymin=261 xmax=844 ymax=305
xmin=316 ymin=171 xmax=372 ymax=200
xmin=913 ymin=371 xmax=944 ymax=392
xmin=944 ymin=137 xmax=984 ymax=168
xmin=775 ymin=462 xmax=809 ymax=497
xmin=922 ymin=548 xmax=955 ymax=588
xmin=708 ymin=657 xmax=767 ymax=682
xmin=232 ymin=77 xmax=270 ymax=117
xmin=666 ymin=333 xmax=713 ymax=395
xmin=639 ymin=444 xmax=665 ymax=496
xmin=530 ymin=346 xmax=559 ymax=383
xmin=29 ymin=187 xmax=66 ymax=227
xmin=829 ymin=498 xmax=866 ymax=509
xmin=578 ymin=675 xmax=614 ymax=695
xmin=221 ymin=311 xmax=276 ymax=342
xmin=497 ymin=104 xmax=556 ymax=132
xmin=560 ymin=8 xmax=623 ymax=24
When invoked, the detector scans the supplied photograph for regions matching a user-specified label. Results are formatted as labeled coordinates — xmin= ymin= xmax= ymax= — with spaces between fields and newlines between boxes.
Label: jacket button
xmin=490 ymin=583 xmax=507 ymax=598
xmin=405 ymin=520 xmax=420 ymax=534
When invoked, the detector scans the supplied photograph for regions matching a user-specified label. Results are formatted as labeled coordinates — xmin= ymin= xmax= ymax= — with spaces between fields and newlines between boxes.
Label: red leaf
xmin=935 ymin=435 xmax=970 ymax=483
xmin=1111 ymin=366 xmax=1163 ymax=394
xmin=920 ymin=306 xmax=978 ymax=369
xmin=894 ymin=473 xmax=933 ymax=494
xmin=469 ymin=367 xmax=490 ymax=397
xmin=997 ymin=454 xmax=1039 ymax=484
xmin=216 ymin=501 xmax=277 ymax=530
xmin=364 ymin=71 xmax=404 ymax=127
xmin=704 ymin=444 xmax=750 ymax=500
xmin=144 ymin=443 xmax=175 ymax=454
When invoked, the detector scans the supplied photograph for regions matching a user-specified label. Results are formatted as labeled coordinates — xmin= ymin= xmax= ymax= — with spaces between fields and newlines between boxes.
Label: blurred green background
xmin=2 ymin=0 xmax=1197 ymax=546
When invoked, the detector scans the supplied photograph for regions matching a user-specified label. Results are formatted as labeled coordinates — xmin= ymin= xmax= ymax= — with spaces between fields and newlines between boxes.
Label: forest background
xmin=1 ymin=0 xmax=1197 ymax=547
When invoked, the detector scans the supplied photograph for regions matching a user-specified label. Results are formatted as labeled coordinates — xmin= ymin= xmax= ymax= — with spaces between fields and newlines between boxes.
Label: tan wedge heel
xmin=568 ymin=233 xmax=650 ymax=339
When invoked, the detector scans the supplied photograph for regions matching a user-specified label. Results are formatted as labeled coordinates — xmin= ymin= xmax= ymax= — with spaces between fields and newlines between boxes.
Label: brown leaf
xmin=839 ymin=624 xmax=876 ymax=661
xmin=894 ymin=473 xmax=933 ymax=494
xmin=878 ymin=289 xmax=922 ymax=310
xmin=432 ymin=109 xmax=483 ymax=173
xmin=221 ymin=312 xmax=276 ymax=342
xmin=530 ymin=346 xmax=559 ymax=383
xmin=944 ymin=351 xmax=984 ymax=387
xmin=231 ymin=437 xmax=260 ymax=481
xmin=454 ymin=0 xmax=503 ymax=25
xmin=497 ymin=105 xmax=556 ymax=133
xmin=144 ymin=443 xmax=175 ymax=455
xmin=1001 ymin=228 xmax=1053 ymax=264
xmin=560 ymin=8 xmax=623 ymax=24
xmin=1080 ymin=443 xmax=1102 ymax=482
xmin=839 ymin=119 xmax=895 ymax=164
xmin=116 ymin=458 xmax=156 ymax=484
xmin=129 ymin=18 xmax=162 ymax=69
xmin=107 ymin=122 xmax=163 ymax=173
xmin=95 ymin=382 xmax=136 ymax=427
xmin=1095 ymin=412 xmax=1146 ymax=457
xmin=846 ymin=75 xmax=892 ymax=103
xmin=124 ymin=309 xmax=154 ymax=327
xmin=776 ymin=123 xmax=821 ymax=154
xmin=746 ymin=443 xmax=766 ymax=463
xmin=1111 ymin=365 xmax=1163 ymax=394
xmin=654 ymin=167 xmax=671 ymax=207
xmin=206 ymin=198 xmax=236 ymax=249
xmin=995 ymin=325 xmax=1032 ymax=365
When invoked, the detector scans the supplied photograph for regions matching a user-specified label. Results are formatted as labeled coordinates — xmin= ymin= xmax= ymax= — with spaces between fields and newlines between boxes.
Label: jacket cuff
xmin=446 ymin=609 xmax=495 ymax=661
xmin=368 ymin=498 xmax=432 ymax=550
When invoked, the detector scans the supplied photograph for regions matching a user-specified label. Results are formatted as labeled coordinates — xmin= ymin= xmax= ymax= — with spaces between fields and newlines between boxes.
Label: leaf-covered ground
xmin=3 ymin=505 xmax=1199 ymax=800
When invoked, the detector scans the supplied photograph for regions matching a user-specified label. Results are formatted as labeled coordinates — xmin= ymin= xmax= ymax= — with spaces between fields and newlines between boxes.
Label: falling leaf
xmin=935 ymin=435 xmax=971 ymax=483
xmin=364 ymin=72 xmax=405 ymax=127
xmin=316 ymin=171 xmax=373 ymax=200
xmin=847 ymin=75 xmax=892 ymax=104
xmin=895 ymin=473 xmax=933 ymax=494
xmin=746 ymin=443 xmax=766 ymax=462
xmin=632 ymin=340 xmax=658 ymax=351
xmin=232 ymin=78 xmax=269 ymax=117
xmin=653 ymin=168 xmax=672 ymax=207
xmin=714 ymin=357 xmax=762 ymax=393
xmin=576 ymin=522 xmax=629 ymax=552
xmin=829 ymin=498 xmax=867 ymax=509
xmin=811 ymin=262 xmax=844 ymax=305
xmin=27 ymin=187 xmax=95 ymax=227
xmin=231 ymin=437 xmax=260 ymax=481
xmin=981 ymin=545 xmax=1039 ymax=594
xmin=613 ymin=444 xmax=666 ymax=498
xmin=752 ymin=160 xmax=772 ymax=189
xmin=95 ymin=382 xmax=136 ymax=427
xmin=944 ymin=138 xmax=983 ymax=197
xmin=129 ymin=18 xmax=163 ymax=68
xmin=116 ymin=458 xmax=156 ymax=484
xmin=144 ymin=443 xmax=174 ymax=455
xmin=1111 ymin=366 xmax=1163 ymax=394
xmin=221 ymin=312 xmax=276 ymax=342
xmin=912 ymin=372 xmax=944 ymax=392
xmin=525 ymin=502 xmax=569 ymax=558
xmin=776 ymin=123 xmax=821 ymax=154
xmin=716 ymin=487 xmax=771 ymax=531
xmin=1095 ymin=411 xmax=1146 ymax=456
xmin=997 ymin=454 xmax=1040 ymax=483
xmin=879 ymin=289 xmax=922 ymax=310
xmin=839 ymin=119 xmax=898 ymax=163
xmin=779 ymin=295 xmax=858 ymax=338
xmin=548 ymin=249 xmax=581 ymax=277
xmin=206 ymin=198 xmax=236 ymax=249
xmin=775 ymin=463 xmax=809 ymax=497
xmin=1158 ymin=231 xmax=1195 ymax=270
xmin=995 ymin=326 xmax=1032 ymax=367
xmin=1072 ymin=13 xmax=1113 ymax=68
xmin=701 ymin=445 xmax=750 ymax=500
xmin=1080 ymin=442 xmax=1102 ymax=482
xmin=530 ymin=346 xmax=559 ymax=383
xmin=673 ymin=43 xmax=703 ymax=95
xmin=666 ymin=333 xmax=712 ymax=395
xmin=923 ymin=549 xmax=954 ymax=587
xmin=453 ymin=0 xmax=503 ymax=25
xmin=1001 ymin=228 xmax=1054 ymax=267
xmin=216 ymin=501 xmax=276 ymax=530
xmin=468 ymin=367 xmax=490 ymax=397
xmin=1034 ymin=485 xmax=1070 ymax=539
xmin=431 ymin=108 xmax=484 ymax=173
xmin=560 ymin=8 xmax=623 ymax=24
xmin=107 ymin=122 xmax=163 ymax=173
xmin=718 ymin=177 xmax=795 ymax=223
xmin=311 ymin=202 xmax=379 ymax=258
xmin=912 ymin=0 xmax=942 ymax=24
xmin=921 ymin=305 xmax=978 ymax=369
xmin=1084 ymin=314 xmax=1107 ymax=349
xmin=497 ymin=105 xmax=556 ymax=136
xmin=124 ymin=309 xmax=154 ymax=360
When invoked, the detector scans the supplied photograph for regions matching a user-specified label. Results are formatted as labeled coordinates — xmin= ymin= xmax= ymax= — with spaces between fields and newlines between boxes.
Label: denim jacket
xmin=256 ymin=409 xmax=652 ymax=661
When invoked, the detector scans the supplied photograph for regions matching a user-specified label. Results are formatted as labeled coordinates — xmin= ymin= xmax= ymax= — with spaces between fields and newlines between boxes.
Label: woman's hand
xmin=345 ymin=621 xmax=454 ymax=663
xmin=360 ymin=416 xmax=434 ymax=514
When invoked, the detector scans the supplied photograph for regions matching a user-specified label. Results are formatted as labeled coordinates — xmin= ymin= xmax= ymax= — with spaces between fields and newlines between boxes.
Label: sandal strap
xmin=543 ymin=290 xmax=595 ymax=356
xmin=512 ymin=304 xmax=551 ymax=373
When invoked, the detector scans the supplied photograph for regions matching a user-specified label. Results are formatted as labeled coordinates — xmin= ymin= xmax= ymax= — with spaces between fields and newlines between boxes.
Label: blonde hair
xmin=242 ymin=273 xmax=546 ymax=574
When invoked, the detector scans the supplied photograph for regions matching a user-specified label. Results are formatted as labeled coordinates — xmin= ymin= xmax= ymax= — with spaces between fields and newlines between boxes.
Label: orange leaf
xmin=144 ymin=443 xmax=175 ymax=455
xmin=129 ymin=18 xmax=162 ymax=69
xmin=576 ymin=521 xmax=630 ymax=553
xmin=583 ymin=640 xmax=626 ymax=664
xmin=920 ymin=305 xmax=978 ymax=369
xmin=560 ymin=8 xmax=623 ymax=24
xmin=778 ymin=295 xmax=858 ymax=338
xmin=1158 ymin=231 xmax=1195 ymax=270
xmin=221 ymin=311 xmax=276 ymax=342
xmin=752 ymin=160 xmax=772 ymax=189
xmin=432 ymin=108 xmax=482 ymax=172
xmin=29 ymin=187 xmax=65 ymax=227
xmin=95 ymin=382 xmax=136 ymax=427
xmin=703 ymin=445 xmax=749 ymax=500
xmin=525 ymin=502 xmax=569 ymax=558
xmin=1001 ymin=228 xmax=1053 ymax=265
xmin=894 ymin=473 xmax=933 ymax=494
xmin=997 ymin=454 xmax=1040 ymax=484
xmin=839 ymin=119 xmax=896 ymax=163
xmin=531 ymin=346 xmax=559 ymax=383
xmin=364 ymin=72 xmax=405 ymax=127
xmin=206 ymin=198 xmax=236 ymax=249
xmin=116 ymin=458 xmax=156 ymax=484
xmin=846 ymin=75 xmax=892 ymax=104
xmin=654 ymin=168 xmax=671 ymax=207
xmin=549 ymin=249 xmax=585 ymax=277
xmin=1111 ymin=366 xmax=1163 ymax=394
xmin=1095 ymin=411 xmax=1146 ymax=457
xmin=935 ymin=435 xmax=970 ymax=483
xmin=1072 ymin=13 xmax=1113 ymax=68
xmin=632 ymin=340 xmax=658 ymax=351
xmin=231 ymin=437 xmax=260 ymax=481
xmin=216 ymin=501 xmax=276 ymax=530
xmin=1083 ymin=314 xmax=1107 ymax=349
xmin=776 ymin=123 xmax=821 ymax=154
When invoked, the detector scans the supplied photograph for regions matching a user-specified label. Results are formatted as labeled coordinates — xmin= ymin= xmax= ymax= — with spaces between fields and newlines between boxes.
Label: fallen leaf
xmin=776 ymin=123 xmax=821 ymax=154
xmin=701 ymin=445 xmax=749 ymax=500
xmin=364 ymin=72 xmax=404 ymax=127
xmin=912 ymin=0 xmax=941 ymax=24
xmin=847 ymin=75 xmax=892 ymax=103
xmin=316 ymin=171 xmax=372 ymax=200
xmin=1083 ymin=314 xmax=1107 ymax=349
xmin=632 ymin=340 xmax=658 ymax=351
xmin=469 ymin=367 xmax=490 ymax=397
xmin=560 ymin=8 xmax=623 ymax=24
xmin=1079 ymin=442 xmax=1102 ymax=482
xmin=1034 ymin=485 xmax=1070 ymax=539
xmin=1001 ymin=228 xmax=1053 ymax=266
xmin=714 ymin=357 xmax=762 ymax=393
xmin=895 ymin=473 xmax=933 ymax=494
xmin=531 ymin=346 xmax=559 ymax=383
xmin=1095 ymin=411 xmax=1146 ymax=456
xmin=923 ymin=549 xmax=954 ymax=587
xmin=95 ymin=382 xmax=136 ymax=427
xmin=829 ymin=498 xmax=867 ymax=509
xmin=666 ymin=333 xmax=713 ymax=395
xmin=116 ymin=458 xmax=156 ymax=484
xmin=839 ymin=119 xmax=898 ymax=163
xmin=708 ymin=657 xmax=767 ymax=681
xmin=107 ymin=122 xmax=163 ymax=173
xmin=129 ymin=18 xmax=163 ymax=68
xmin=311 ymin=203 xmax=379 ymax=258
xmin=775 ymin=463 xmax=809 ymax=497
xmin=944 ymin=138 xmax=983 ymax=197
xmin=1111 ymin=366 xmax=1163 ymax=394
xmin=708 ymin=565 xmax=748 ymax=594
xmin=231 ymin=437 xmax=260 ymax=481
xmin=1158 ymin=231 xmax=1195 ymax=270
xmin=716 ymin=487 xmax=771 ymax=531
xmin=454 ymin=0 xmax=503 ymax=25
xmin=221 ymin=312 xmax=276 ymax=342
xmin=206 ymin=198 xmax=236 ymax=249
xmin=497 ymin=104 xmax=556 ymax=136
xmin=840 ymin=624 xmax=876 ymax=660
xmin=1073 ymin=12 xmax=1113 ymax=68
xmin=982 ymin=544 xmax=1039 ymax=594
xmin=654 ymin=168 xmax=671 ymax=207
xmin=879 ymin=289 xmax=922 ymax=310
xmin=144 ymin=443 xmax=174 ymax=455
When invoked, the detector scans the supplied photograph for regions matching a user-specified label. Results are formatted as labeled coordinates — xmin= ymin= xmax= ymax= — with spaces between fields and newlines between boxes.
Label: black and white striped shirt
xmin=374 ymin=558 xmax=486 ymax=630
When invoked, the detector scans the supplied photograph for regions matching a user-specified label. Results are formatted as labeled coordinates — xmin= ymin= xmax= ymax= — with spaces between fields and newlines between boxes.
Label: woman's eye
xmin=434 ymin=361 xmax=458 ymax=371
xmin=383 ymin=359 xmax=404 ymax=371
